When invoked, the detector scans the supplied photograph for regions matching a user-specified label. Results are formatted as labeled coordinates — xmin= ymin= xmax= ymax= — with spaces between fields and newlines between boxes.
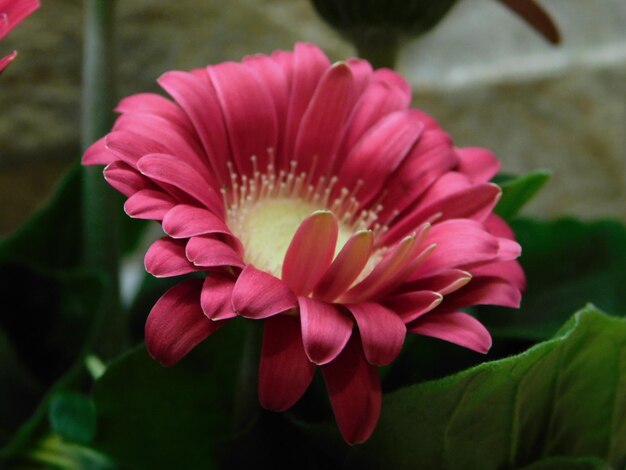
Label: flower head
xmin=83 ymin=43 xmax=524 ymax=444
xmin=0 ymin=0 xmax=39 ymax=74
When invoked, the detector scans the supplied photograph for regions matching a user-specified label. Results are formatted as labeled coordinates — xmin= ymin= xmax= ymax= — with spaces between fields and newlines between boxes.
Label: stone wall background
xmin=0 ymin=0 xmax=624 ymax=234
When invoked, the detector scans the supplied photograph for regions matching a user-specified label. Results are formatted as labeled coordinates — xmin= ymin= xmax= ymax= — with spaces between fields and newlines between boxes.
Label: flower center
xmin=223 ymin=158 xmax=383 ymax=277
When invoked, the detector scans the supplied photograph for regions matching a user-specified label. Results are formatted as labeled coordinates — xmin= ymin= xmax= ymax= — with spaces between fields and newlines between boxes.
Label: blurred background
xmin=0 ymin=0 xmax=624 ymax=235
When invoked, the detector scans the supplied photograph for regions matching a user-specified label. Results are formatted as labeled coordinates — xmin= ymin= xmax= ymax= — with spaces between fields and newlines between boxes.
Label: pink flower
xmin=83 ymin=43 xmax=524 ymax=444
xmin=0 ymin=0 xmax=39 ymax=74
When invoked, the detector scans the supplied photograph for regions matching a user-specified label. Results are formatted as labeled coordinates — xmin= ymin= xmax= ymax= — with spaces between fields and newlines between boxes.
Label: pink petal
xmin=208 ymin=61 xmax=278 ymax=177
xmin=456 ymin=147 xmax=500 ymax=182
xmin=400 ymin=269 xmax=473 ymax=296
xmin=145 ymin=279 xmax=225 ymax=366
xmin=442 ymin=277 xmax=522 ymax=309
xmin=372 ymin=68 xmax=412 ymax=104
xmin=281 ymin=43 xmax=331 ymax=170
xmin=200 ymin=275 xmax=236 ymax=320
xmin=408 ymin=311 xmax=492 ymax=354
xmin=83 ymin=137 xmax=115 ymax=165
xmin=103 ymin=162 xmax=152 ymax=197
xmin=0 ymin=51 xmax=16 ymax=74
xmin=137 ymin=153 xmax=224 ymax=216
xmin=336 ymin=81 xmax=411 ymax=171
xmin=259 ymin=315 xmax=316 ymax=411
xmin=410 ymin=220 xmax=500 ymax=278
xmin=383 ymin=291 xmax=443 ymax=323
xmin=498 ymin=237 xmax=522 ymax=261
xmin=484 ymin=214 xmax=516 ymax=239
xmin=383 ymin=175 xmax=501 ymax=244
xmin=282 ymin=211 xmax=338 ymax=296
xmin=158 ymin=70 xmax=231 ymax=185
xmin=298 ymin=296 xmax=353 ymax=365
xmin=144 ymin=238 xmax=198 ymax=278
xmin=124 ymin=189 xmax=176 ymax=220
xmin=162 ymin=204 xmax=231 ymax=239
xmin=322 ymin=335 xmax=381 ymax=445
xmin=313 ymin=230 xmax=373 ymax=302
xmin=336 ymin=110 xmax=424 ymax=207
xmin=115 ymin=93 xmax=193 ymax=133
xmin=294 ymin=62 xmax=357 ymax=181
xmin=471 ymin=260 xmax=526 ymax=291
xmin=0 ymin=0 xmax=39 ymax=40
xmin=346 ymin=303 xmax=406 ymax=366
xmin=343 ymin=225 xmax=430 ymax=303
xmin=379 ymin=129 xmax=458 ymax=222
xmin=105 ymin=130 xmax=168 ymax=168
xmin=232 ymin=265 xmax=297 ymax=319
xmin=185 ymin=236 xmax=244 ymax=269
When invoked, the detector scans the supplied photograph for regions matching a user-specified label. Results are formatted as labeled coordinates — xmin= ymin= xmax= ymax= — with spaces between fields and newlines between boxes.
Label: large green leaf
xmin=478 ymin=218 xmax=626 ymax=340
xmin=92 ymin=320 xmax=247 ymax=469
xmin=349 ymin=306 xmax=626 ymax=469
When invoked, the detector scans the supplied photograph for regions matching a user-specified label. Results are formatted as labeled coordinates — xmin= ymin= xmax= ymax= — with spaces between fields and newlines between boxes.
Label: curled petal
xmin=146 ymin=279 xmax=226 ymax=366
xmin=232 ymin=265 xmax=297 ymax=319
xmin=103 ymin=162 xmax=152 ymax=197
xmin=145 ymin=238 xmax=197 ymax=278
xmin=259 ymin=315 xmax=316 ymax=411
xmin=455 ymin=147 xmax=500 ymax=183
xmin=201 ymin=275 xmax=236 ymax=320
xmin=282 ymin=211 xmax=338 ymax=296
xmin=384 ymin=291 xmax=443 ymax=323
xmin=322 ymin=335 xmax=381 ymax=445
xmin=408 ymin=311 xmax=492 ymax=354
xmin=346 ymin=303 xmax=406 ymax=366
xmin=185 ymin=236 xmax=244 ymax=269
xmin=298 ymin=297 xmax=352 ymax=365
xmin=124 ymin=189 xmax=175 ymax=220
xmin=162 ymin=204 xmax=231 ymax=239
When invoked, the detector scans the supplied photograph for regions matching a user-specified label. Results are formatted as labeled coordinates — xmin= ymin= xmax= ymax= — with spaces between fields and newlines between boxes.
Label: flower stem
xmin=233 ymin=321 xmax=263 ymax=431
xmin=353 ymin=30 xmax=400 ymax=70
xmin=81 ymin=0 xmax=127 ymax=357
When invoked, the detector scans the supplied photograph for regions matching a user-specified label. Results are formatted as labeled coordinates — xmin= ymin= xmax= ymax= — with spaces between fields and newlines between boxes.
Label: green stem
xmin=353 ymin=30 xmax=400 ymax=70
xmin=81 ymin=0 xmax=127 ymax=357
xmin=233 ymin=321 xmax=263 ymax=431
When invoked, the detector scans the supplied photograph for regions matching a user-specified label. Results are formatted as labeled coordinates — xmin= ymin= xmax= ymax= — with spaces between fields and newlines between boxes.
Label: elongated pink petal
xmin=472 ymin=260 xmax=526 ymax=291
xmin=298 ymin=297 xmax=353 ymax=365
xmin=400 ymin=269 xmax=472 ymax=296
xmin=456 ymin=147 xmax=500 ymax=182
xmin=346 ymin=303 xmax=405 ymax=366
xmin=208 ymin=62 xmax=278 ymax=176
xmin=232 ymin=265 xmax=297 ymax=319
xmin=281 ymin=42 xmax=331 ymax=169
xmin=259 ymin=315 xmax=316 ymax=411
xmin=294 ymin=62 xmax=356 ymax=180
xmin=137 ymin=153 xmax=224 ymax=216
xmin=0 ymin=0 xmax=39 ymax=39
xmin=337 ymin=110 xmax=424 ymax=207
xmin=103 ymin=162 xmax=152 ymax=197
xmin=124 ymin=189 xmax=175 ymax=220
xmin=185 ymin=236 xmax=244 ymax=269
xmin=115 ymin=93 xmax=193 ymax=133
xmin=383 ymin=176 xmax=501 ymax=244
xmin=379 ymin=129 xmax=458 ymax=222
xmin=0 ymin=51 xmax=16 ymax=73
xmin=408 ymin=311 xmax=492 ymax=354
xmin=335 ymin=81 xmax=410 ymax=172
xmin=484 ymin=214 xmax=516 ymax=239
xmin=443 ymin=277 xmax=522 ymax=309
xmin=498 ymin=237 xmax=522 ymax=261
xmin=83 ymin=137 xmax=115 ymax=165
xmin=313 ymin=230 xmax=373 ymax=302
xmin=200 ymin=275 xmax=236 ymax=320
xmin=322 ymin=335 xmax=381 ymax=445
xmin=410 ymin=220 xmax=500 ymax=277
xmin=383 ymin=291 xmax=443 ymax=323
xmin=145 ymin=279 xmax=225 ymax=366
xmin=144 ymin=238 xmax=197 ymax=278
xmin=162 ymin=204 xmax=231 ymax=239
xmin=372 ymin=68 xmax=412 ymax=103
xmin=105 ymin=130 xmax=168 ymax=168
xmin=158 ymin=70 xmax=231 ymax=185
xmin=282 ymin=211 xmax=338 ymax=296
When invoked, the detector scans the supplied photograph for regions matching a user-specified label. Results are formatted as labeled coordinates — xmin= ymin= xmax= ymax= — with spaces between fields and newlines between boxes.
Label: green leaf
xmin=349 ymin=306 xmax=626 ymax=469
xmin=519 ymin=456 xmax=610 ymax=469
xmin=495 ymin=169 xmax=551 ymax=219
xmin=48 ymin=392 xmax=97 ymax=444
xmin=92 ymin=320 xmax=247 ymax=469
xmin=478 ymin=218 xmax=626 ymax=340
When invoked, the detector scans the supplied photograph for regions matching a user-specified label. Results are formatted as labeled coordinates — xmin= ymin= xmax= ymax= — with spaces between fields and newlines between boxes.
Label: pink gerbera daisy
xmin=0 ymin=0 xmax=39 ymax=74
xmin=83 ymin=43 xmax=524 ymax=444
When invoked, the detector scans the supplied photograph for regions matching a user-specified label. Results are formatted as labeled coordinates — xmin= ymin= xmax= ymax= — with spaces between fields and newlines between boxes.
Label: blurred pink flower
xmin=83 ymin=43 xmax=524 ymax=444
xmin=0 ymin=0 xmax=39 ymax=74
